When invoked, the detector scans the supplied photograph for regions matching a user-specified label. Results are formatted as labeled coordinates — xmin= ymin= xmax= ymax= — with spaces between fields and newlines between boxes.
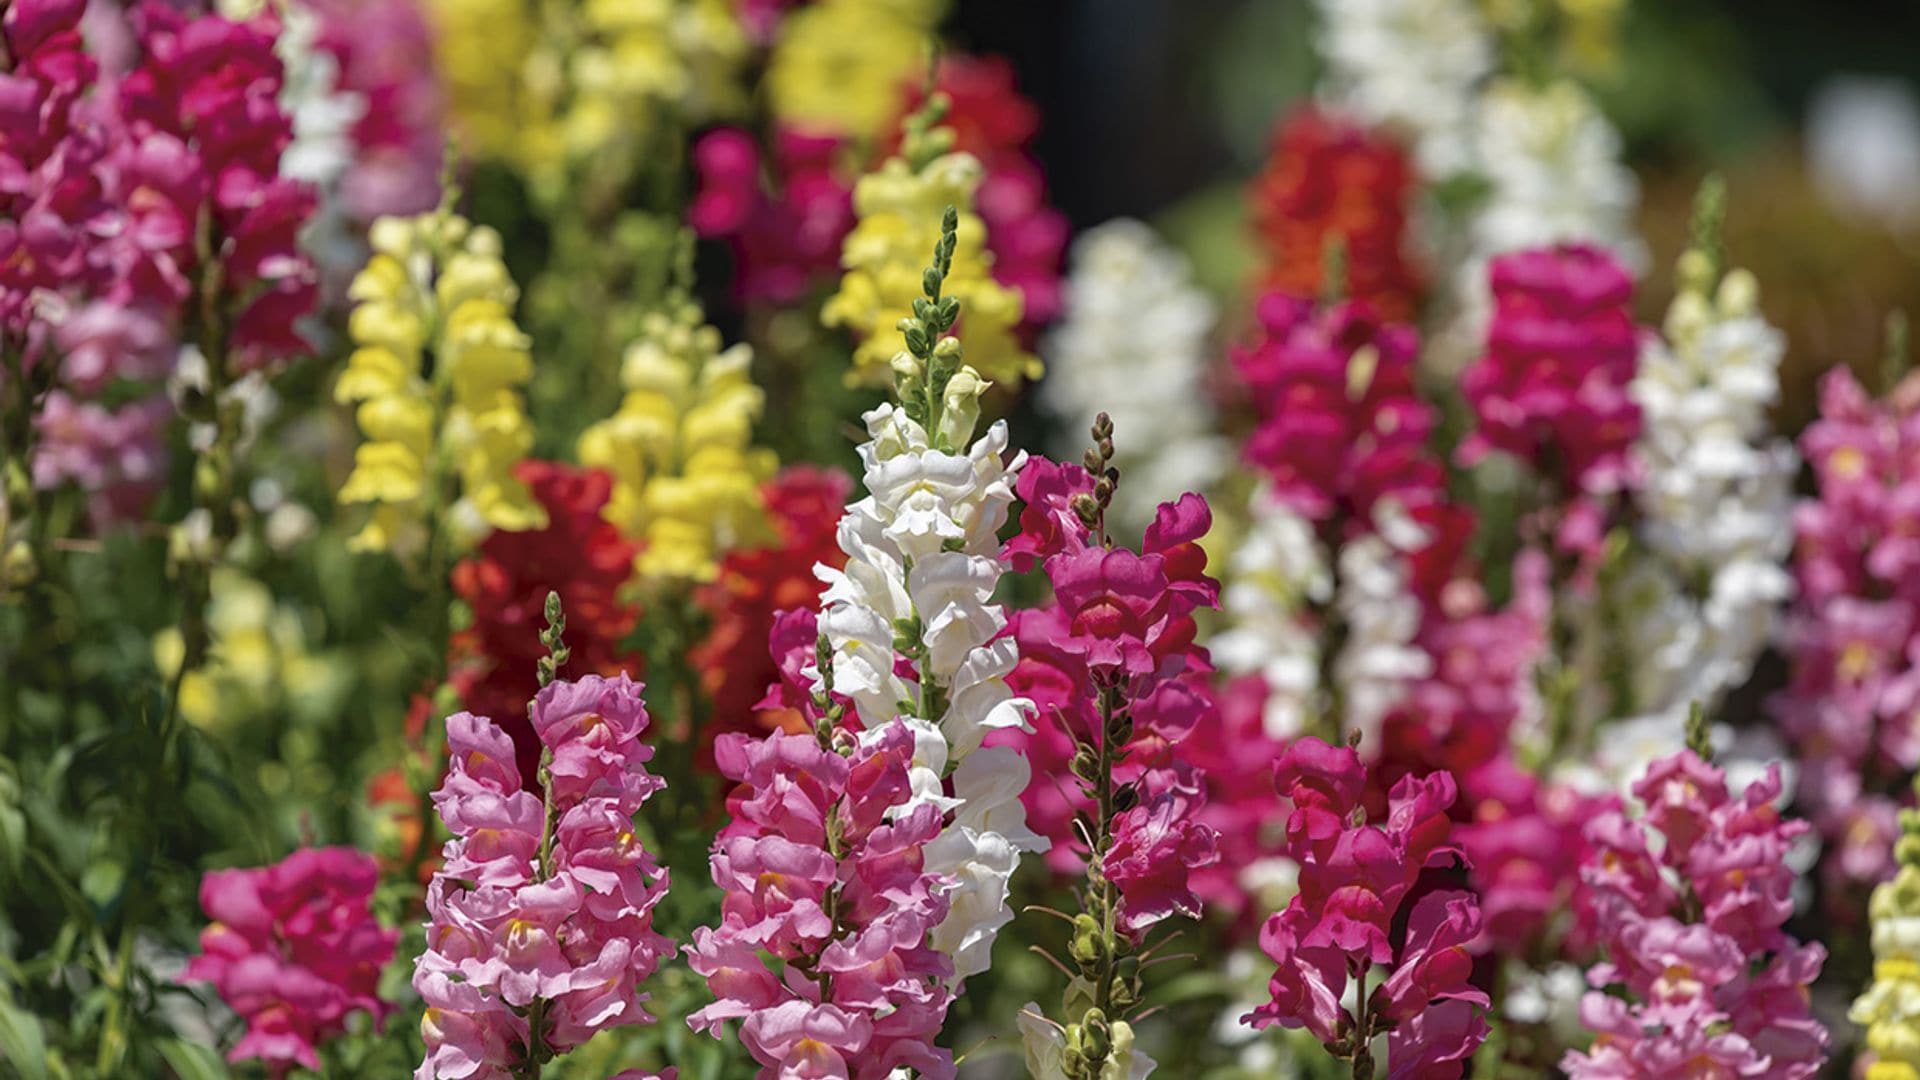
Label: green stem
xmin=1089 ymin=681 xmax=1122 ymax=1029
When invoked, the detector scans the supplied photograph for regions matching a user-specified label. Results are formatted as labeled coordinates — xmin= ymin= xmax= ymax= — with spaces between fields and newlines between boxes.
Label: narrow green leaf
xmin=156 ymin=1037 xmax=230 ymax=1080
xmin=0 ymin=994 xmax=50 ymax=1080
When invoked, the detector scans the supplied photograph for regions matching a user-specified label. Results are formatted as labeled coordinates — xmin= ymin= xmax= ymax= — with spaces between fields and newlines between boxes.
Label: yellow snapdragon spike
xmin=577 ymin=298 xmax=775 ymax=585
xmin=429 ymin=0 xmax=746 ymax=205
xmin=825 ymin=151 xmax=1038 ymax=389
xmin=765 ymin=0 xmax=941 ymax=139
xmin=336 ymin=211 xmax=546 ymax=558
xmin=1856 ymin=812 xmax=1920 ymax=1074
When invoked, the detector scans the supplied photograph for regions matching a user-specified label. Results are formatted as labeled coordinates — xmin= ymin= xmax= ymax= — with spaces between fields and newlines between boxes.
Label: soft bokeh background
xmin=940 ymin=0 xmax=1920 ymax=432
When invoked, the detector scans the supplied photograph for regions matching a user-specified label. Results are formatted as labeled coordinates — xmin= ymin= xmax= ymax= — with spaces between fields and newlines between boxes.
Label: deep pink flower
xmin=1460 ymin=245 xmax=1640 ymax=490
xmin=1271 ymin=736 xmax=1365 ymax=861
xmin=1105 ymin=789 xmax=1219 ymax=935
xmin=1245 ymin=739 xmax=1486 ymax=1071
xmin=183 ymin=847 xmax=397 ymax=1072
xmin=1003 ymin=453 xmax=1094 ymax=572
xmin=1049 ymin=547 xmax=1176 ymax=676
xmin=1232 ymin=294 xmax=1442 ymax=528
xmin=1458 ymin=244 xmax=1640 ymax=567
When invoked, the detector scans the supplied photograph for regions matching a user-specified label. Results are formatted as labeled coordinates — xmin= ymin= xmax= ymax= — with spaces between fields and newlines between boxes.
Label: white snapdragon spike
xmin=1329 ymin=525 xmax=1431 ymax=750
xmin=1470 ymin=80 xmax=1640 ymax=260
xmin=812 ymin=396 xmax=1045 ymax=984
xmin=1312 ymin=0 xmax=1492 ymax=178
xmin=1613 ymin=265 xmax=1796 ymax=738
xmin=1039 ymin=221 xmax=1225 ymax=531
xmin=1213 ymin=488 xmax=1332 ymax=740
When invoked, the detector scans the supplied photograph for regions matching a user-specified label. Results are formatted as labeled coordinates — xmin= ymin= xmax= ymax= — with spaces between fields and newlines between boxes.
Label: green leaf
xmin=156 ymin=1038 xmax=230 ymax=1080
xmin=0 ymin=993 xmax=50 ymax=1080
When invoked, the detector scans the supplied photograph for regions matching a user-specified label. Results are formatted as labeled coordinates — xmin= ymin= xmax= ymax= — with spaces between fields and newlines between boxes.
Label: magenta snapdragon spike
xmin=182 ymin=846 xmax=398 ymax=1073
xmin=415 ymin=597 xmax=672 ymax=1080
xmin=685 ymin=719 xmax=957 ymax=1077
xmin=1242 ymin=737 xmax=1488 ymax=1077
xmin=1001 ymin=446 xmax=1223 ymax=935
xmin=1009 ymin=420 xmax=1222 ymax=1079
xmin=1231 ymin=294 xmax=1443 ymax=528
xmin=117 ymin=0 xmax=319 ymax=370
xmin=1775 ymin=365 xmax=1920 ymax=891
xmin=2 ymin=0 xmax=173 ymax=525
xmin=1458 ymin=244 xmax=1639 ymax=564
xmin=1564 ymin=748 xmax=1828 ymax=1077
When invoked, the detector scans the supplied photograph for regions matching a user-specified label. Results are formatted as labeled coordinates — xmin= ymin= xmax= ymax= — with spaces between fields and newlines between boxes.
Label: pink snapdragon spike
xmin=182 ymin=846 xmax=398 ymax=1073
xmin=1243 ymin=737 xmax=1489 ymax=1076
xmin=1458 ymin=244 xmax=1640 ymax=566
xmin=997 ymin=462 xmax=1223 ymax=933
xmin=1563 ymin=749 xmax=1828 ymax=1078
xmin=1232 ymin=294 xmax=1443 ymax=529
xmin=117 ymin=0 xmax=318 ymax=370
xmin=1 ymin=0 xmax=176 ymax=526
xmin=687 ymin=723 xmax=957 ymax=1078
xmin=4 ymin=1 xmax=318 ymax=525
xmin=415 ymin=674 xmax=673 ymax=1080
xmin=1776 ymin=366 xmax=1920 ymax=893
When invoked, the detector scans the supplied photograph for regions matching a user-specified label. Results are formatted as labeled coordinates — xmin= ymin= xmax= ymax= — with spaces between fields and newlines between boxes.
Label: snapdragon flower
xmin=334 ymin=207 xmax=546 ymax=556
xmin=691 ymin=203 xmax=1037 ymax=1075
xmin=1011 ymin=420 xmax=1222 ymax=1080
xmin=1615 ymin=196 xmax=1795 ymax=751
xmin=1852 ymin=783 xmax=1920 ymax=1078
xmin=576 ymin=294 xmax=777 ymax=585
xmin=1469 ymin=80 xmax=1641 ymax=266
xmin=1775 ymin=359 xmax=1920 ymax=890
xmin=430 ymin=0 xmax=745 ymax=206
xmin=763 ymin=0 xmax=939 ymax=142
xmin=183 ymin=847 xmax=398 ymax=1073
xmin=1214 ymin=294 xmax=1443 ymax=748
xmin=415 ymin=602 xmax=672 ymax=1079
xmin=1242 ymin=737 xmax=1489 ymax=1076
xmin=1310 ymin=0 xmax=1492 ymax=179
xmin=686 ymin=722 xmax=956 ymax=1077
xmin=1249 ymin=109 xmax=1423 ymax=321
xmin=1459 ymin=244 xmax=1640 ymax=566
xmin=812 ymin=233 xmax=1043 ymax=980
xmin=1564 ymin=744 xmax=1827 ymax=1077
xmin=824 ymin=100 xmax=1038 ymax=389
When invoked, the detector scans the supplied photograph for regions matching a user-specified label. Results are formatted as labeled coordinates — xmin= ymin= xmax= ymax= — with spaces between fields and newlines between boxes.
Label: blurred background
xmin=945 ymin=0 xmax=1920 ymax=432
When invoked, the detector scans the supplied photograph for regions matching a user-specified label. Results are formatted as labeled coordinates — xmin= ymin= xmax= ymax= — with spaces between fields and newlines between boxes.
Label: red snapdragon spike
xmin=1250 ymin=108 xmax=1423 ymax=321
